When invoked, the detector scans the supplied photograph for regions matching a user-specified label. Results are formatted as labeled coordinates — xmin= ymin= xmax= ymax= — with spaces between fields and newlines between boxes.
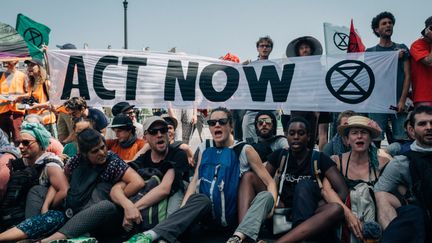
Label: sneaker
xmin=124 ymin=233 xmax=153 ymax=243
xmin=49 ymin=237 xmax=97 ymax=243
xmin=226 ymin=235 xmax=242 ymax=243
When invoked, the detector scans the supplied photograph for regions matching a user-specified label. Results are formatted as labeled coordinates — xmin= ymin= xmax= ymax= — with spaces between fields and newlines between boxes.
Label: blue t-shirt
xmin=366 ymin=43 xmax=410 ymax=102
xmin=87 ymin=108 xmax=109 ymax=132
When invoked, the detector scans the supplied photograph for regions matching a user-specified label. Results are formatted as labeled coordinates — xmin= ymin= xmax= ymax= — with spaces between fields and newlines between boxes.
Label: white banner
xmin=47 ymin=50 xmax=398 ymax=113
xmin=324 ymin=22 xmax=350 ymax=55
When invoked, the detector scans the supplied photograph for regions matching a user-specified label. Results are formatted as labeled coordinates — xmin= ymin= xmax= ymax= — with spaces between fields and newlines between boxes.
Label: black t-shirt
xmin=131 ymin=146 xmax=188 ymax=193
xmin=268 ymin=149 xmax=335 ymax=207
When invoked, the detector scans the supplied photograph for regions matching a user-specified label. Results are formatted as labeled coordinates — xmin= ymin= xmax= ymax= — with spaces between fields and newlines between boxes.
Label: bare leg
xmin=0 ymin=227 xmax=27 ymax=241
xmin=375 ymin=191 xmax=402 ymax=229
xmin=237 ymin=171 xmax=266 ymax=222
xmin=276 ymin=203 xmax=343 ymax=243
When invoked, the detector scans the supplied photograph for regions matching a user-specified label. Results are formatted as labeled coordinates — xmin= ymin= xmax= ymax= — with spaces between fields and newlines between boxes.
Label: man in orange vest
xmin=0 ymin=60 xmax=26 ymax=143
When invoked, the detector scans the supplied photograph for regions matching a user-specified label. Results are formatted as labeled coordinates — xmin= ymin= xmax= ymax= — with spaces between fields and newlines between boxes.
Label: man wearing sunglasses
xmin=120 ymin=116 xmax=189 ymax=233
xmin=127 ymin=108 xmax=276 ymax=243
xmin=251 ymin=111 xmax=288 ymax=162
xmin=410 ymin=16 xmax=432 ymax=107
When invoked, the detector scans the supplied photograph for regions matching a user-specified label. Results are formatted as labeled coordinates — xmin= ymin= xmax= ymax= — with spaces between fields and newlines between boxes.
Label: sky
xmin=3 ymin=0 xmax=431 ymax=61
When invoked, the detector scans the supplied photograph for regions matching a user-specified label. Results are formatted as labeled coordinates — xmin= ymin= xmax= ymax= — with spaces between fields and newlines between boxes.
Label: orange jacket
xmin=0 ymin=70 xmax=26 ymax=114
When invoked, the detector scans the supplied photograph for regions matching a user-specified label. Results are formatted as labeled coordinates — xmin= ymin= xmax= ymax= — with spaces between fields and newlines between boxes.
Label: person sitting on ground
xmin=0 ymin=128 xmax=21 ymax=200
xmin=105 ymin=101 xmax=144 ymax=140
xmin=63 ymin=97 xmax=108 ymax=134
xmin=374 ymin=105 xmax=432 ymax=243
xmin=250 ymin=110 xmax=288 ymax=162
xmin=106 ymin=114 xmax=145 ymax=162
xmin=322 ymin=115 xmax=390 ymax=243
xmin=111 ymin=116 xmax=188 ymax=239
xmin=0 ymin=122 xmax=68 ymax=241
xmin=62 ymin=117 xmax=94 ymax=158
xmin=40 ymin=128 xmax=144 ymax=242
xmin=24 ymin=114 xmax=64 ymax=156
xmin=126 ymin=107 xmax=277 ymax=243
xmin=323 ymin=110 xmax=357 ymax=157
xmin=238 ymin=116 xmax=348 ymax=243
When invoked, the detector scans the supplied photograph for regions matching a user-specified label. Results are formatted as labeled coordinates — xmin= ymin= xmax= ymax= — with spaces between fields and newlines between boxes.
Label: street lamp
xmin=123 ymin=0 xmax=128 ymax=49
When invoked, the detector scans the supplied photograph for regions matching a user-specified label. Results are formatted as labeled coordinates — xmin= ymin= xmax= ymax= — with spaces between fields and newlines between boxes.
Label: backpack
xmin=130 ymin=174 xmax=168 ymax=231
xmin=0 ymin=158 xmax=49 ymax=230
xmin=251 ymin=135 xmax=285 ymax=162
xmin=405 ymin=151 xmax=432 ymax=214
xmin=197 ymin=140 xmax=246 ymax=227
xmin=64 ymin=159 xmax=106 ymax=218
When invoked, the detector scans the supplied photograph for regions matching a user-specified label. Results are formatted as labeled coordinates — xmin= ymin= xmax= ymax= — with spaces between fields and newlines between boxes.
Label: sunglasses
xmin=257 ymin=118 xmax=272 ymax=126
xmin=147 ymin=126 xmax=168 ymax=135
xmin=258 ymin=44 xmax=272 ymax=48
xmin=207 ymin=118 xmax=230 ymax=127
xmin=19 ymin=140 xmax=37 ymax=147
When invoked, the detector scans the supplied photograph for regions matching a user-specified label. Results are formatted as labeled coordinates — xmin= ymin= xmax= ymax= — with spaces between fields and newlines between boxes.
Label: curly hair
xmin=371 ymin=11 xmax=395 ymax=37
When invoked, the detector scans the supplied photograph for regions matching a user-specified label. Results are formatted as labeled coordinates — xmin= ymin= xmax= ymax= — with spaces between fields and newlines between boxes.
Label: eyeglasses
xmin=19 ymin=140 xmax=37 ymax=147
xmin=258 ymin=44 xmax=272 ymax=48
xmin=147 ymin=126 xmax=168 ymax=135
xmin=257 ymin=118 xmax=272 ymax=126
xmin=207 ymin=118 xmax=230 ymax=127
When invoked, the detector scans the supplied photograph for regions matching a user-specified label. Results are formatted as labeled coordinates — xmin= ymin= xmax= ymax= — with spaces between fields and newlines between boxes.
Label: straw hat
xmin=337 ymin=116 xmax=382 ymax=139
xmin=286 ymin=36 xmax=323 ymax=57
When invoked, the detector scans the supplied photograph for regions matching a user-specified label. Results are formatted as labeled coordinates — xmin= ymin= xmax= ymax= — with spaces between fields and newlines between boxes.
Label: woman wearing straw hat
xmin=322 ymin=116 xmax=391 ymax=243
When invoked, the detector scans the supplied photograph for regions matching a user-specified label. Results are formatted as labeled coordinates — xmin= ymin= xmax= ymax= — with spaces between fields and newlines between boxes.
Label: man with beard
xmin=366 ymin=11 xmax=411 ymax=148
xmin=251 ymin=111 xmax=288 ymax=162
xmin=126 ymin=108 xmax=276 ymax=243
xmin=374 ymin=105 xmax=432 ymax=242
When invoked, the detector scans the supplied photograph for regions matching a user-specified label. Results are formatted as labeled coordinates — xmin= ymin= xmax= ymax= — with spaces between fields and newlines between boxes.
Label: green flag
xmin=15 ymin=13 xmax=50 ymax=59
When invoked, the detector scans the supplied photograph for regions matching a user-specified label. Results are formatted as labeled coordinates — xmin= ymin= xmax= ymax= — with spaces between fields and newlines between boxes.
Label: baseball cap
xmin=142 ymin=116 xmax=167 ymax=132
xmin=24 ymin=58 xmax=44 ymax=67
xmin=112 ymin=102 xmax=135 ymax=116
xmin=56 ymin=43 xmax=77 ymax=50
xmin=109 ymin=114 xmax=133 ymax=128
xmin=161 ymin=114 xmax=178 ymax=130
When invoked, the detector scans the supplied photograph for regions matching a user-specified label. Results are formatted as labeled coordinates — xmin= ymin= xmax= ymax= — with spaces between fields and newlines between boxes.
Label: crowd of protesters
xmin=0 ymin=12 xmax=431 ymax=243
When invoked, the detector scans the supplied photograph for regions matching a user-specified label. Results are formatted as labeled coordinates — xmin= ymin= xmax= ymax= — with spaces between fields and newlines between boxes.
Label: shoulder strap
xmin=232 ymin=142 xmax=246 ymax=158
xmin=311 ymin=150 xmax=323 ymax=188
xmin=275 ymin=149 xmax=289 ymax=207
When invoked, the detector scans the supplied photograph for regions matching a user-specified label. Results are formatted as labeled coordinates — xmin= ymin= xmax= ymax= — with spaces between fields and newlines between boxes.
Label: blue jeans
xmin=368 ymin=113 xmax=408 ymax=141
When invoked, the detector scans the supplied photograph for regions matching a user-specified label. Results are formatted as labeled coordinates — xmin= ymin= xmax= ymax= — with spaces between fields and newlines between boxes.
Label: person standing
xmin=366 ymin=11 xmax=411 ymax=147
xmin=0 ymin=60 xmax=27 ymax=143
xmin=410 ymin=16 xmax=432 ymax=107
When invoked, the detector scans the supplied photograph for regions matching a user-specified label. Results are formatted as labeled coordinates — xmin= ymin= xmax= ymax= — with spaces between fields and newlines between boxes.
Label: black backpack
xmin=405 ymin=151 xmax=432 ymax=214
xmin=0 ymin=158 xmax=49 ymax=230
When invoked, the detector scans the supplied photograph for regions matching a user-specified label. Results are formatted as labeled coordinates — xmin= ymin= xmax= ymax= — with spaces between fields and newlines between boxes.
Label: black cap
xmin=56 ymin=43 xmax=77 ymax=50
xmin=24 ymin=58 xmax=43 ymax=67
xmin=112 ymin=102 xmax=135 ymax=116
xmin=162 ymin=114 xmax=178 ymax=130
xmin=109 ymin=114 xmax=133 ymax=128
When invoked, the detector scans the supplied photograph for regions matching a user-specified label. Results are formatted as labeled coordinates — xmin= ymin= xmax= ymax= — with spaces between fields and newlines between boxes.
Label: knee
xmin=240 ymin=171 xmax=258 ymax=188
xmin=254 ymin=191 xmax=274 ymax=208
xmin=326 ymin=202 xmax=344 ymax=220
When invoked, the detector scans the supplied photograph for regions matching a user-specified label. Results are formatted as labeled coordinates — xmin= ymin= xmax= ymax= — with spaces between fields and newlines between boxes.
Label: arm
xmin=134 ymin=169 xmax=175 ymax=210
xmin=398 ymin=58 xmax=411 ymax=112
xmin=131 ymin=143 xmax=150 ymax=161
xmin=321 ymin=178 xmax=363 ymax=240
xmin=324 ymin=166 xmax=348 ymax=201
xmin=110 ymin=167 xmax=145 ymax=225
xmin=46 ymin=166 xmax=69 ymax=207
xmin=180 ymin=143 xmax=195 ymax=167
xmin=420 ymin=29 xmax=432 ymax=66
xmin=246 ymin=146 xmax=277 ymax=205
xmin=181 ymin=150 xmax=202 ymax=206
xmin=41 ymin=186 xmax=57 ymax=214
